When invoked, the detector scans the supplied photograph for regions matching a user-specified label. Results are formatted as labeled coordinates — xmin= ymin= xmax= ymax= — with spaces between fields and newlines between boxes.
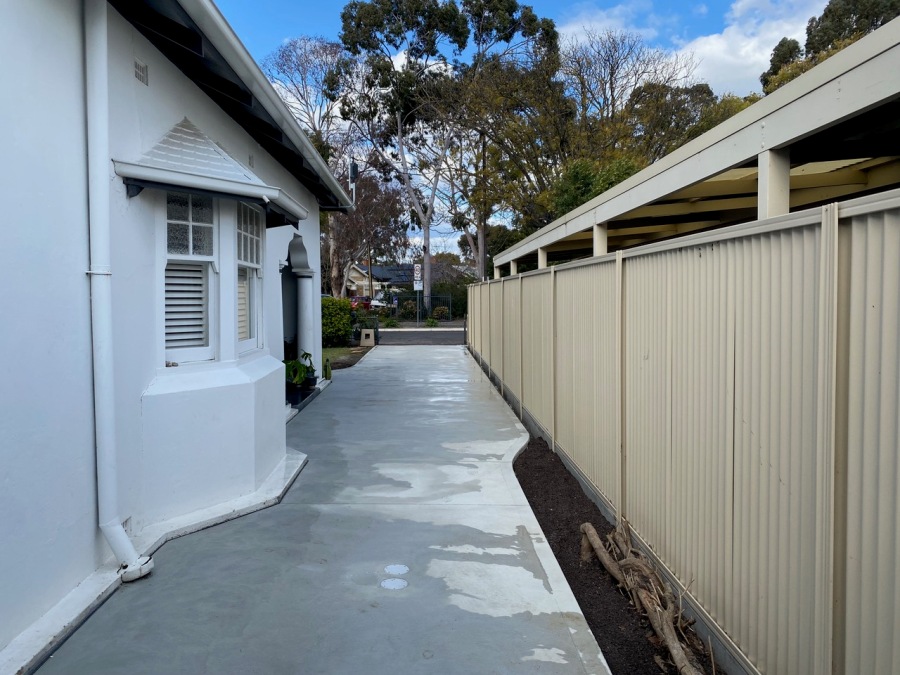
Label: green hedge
xmin=322 ymin=297 xmax=352 ymax=347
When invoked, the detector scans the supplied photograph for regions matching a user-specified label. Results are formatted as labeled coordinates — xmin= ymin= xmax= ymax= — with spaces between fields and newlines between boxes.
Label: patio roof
xmin=495 ymin=18 xmax=900 ymax=268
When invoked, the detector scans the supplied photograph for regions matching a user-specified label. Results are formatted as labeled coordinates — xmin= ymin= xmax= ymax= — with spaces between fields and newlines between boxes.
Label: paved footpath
xmin=39 ymin=346 xmax=610 ymax=675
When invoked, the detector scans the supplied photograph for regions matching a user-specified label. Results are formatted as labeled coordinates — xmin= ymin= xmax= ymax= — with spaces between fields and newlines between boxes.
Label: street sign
xmin=413 ymin=263 xmax=422 ymax=281
xmin=414 ymin=280 xmax=423 ymax=291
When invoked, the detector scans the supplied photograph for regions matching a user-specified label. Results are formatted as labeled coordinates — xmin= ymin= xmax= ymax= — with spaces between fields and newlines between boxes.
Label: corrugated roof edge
xmin=178 ymin=0 xmax=355 ymax=212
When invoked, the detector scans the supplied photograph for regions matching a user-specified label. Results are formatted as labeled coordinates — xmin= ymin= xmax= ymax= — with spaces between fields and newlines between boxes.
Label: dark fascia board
xmin=109 ymin=0 xmax=348 ymax=212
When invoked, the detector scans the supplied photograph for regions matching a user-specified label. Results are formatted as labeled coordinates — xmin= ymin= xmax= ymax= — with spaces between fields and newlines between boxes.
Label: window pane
xmin=192 ymin=225 xmax=214 ymax=256
xmin=167 ymin=192 xmax=189 ymax=221
xmin=192 ymin=194 xmax=213 ymax=224
xmin=167 ymin=223 xmax=189 ymax=254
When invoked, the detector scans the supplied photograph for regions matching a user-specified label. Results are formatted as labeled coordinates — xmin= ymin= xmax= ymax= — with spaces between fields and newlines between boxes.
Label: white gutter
xmin=85 ymin=0 xmax=152 ymax=582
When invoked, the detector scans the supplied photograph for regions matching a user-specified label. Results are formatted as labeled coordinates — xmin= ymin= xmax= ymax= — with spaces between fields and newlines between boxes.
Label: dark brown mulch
xmin=514 ymin=437 xmax=670 ymax=675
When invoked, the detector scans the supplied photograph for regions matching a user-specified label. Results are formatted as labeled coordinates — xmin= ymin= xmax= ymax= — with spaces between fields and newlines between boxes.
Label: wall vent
xmin=134 ymin=59 xmax=149 ymax=86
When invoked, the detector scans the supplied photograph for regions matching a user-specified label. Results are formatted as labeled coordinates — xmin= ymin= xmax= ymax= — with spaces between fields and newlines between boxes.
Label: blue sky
xmin=217 ymin=0 xmax=828 ymax=95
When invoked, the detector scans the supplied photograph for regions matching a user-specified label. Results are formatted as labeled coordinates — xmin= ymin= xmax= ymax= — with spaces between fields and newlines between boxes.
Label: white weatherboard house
xmin=0 ymin=1 xmax=352 ymax=671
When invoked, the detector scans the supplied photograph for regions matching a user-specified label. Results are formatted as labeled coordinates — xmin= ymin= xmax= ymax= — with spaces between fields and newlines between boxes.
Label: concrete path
xmin=38 ymin=347 xmax=609 ymax=675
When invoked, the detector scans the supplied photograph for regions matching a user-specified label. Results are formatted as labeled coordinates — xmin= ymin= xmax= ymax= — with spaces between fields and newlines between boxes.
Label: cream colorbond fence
xmin=467 ymin=189 xmax=900 ymax=675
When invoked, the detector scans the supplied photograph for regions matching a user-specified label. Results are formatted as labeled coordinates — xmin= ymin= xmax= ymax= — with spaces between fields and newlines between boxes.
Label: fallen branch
xmin=579 ymin=521 xmax=708 ymax=674
xmin=637 ymin=588 xmax=703 ymax=675
xmin=580 ymin=523 xmax=625 ymax=586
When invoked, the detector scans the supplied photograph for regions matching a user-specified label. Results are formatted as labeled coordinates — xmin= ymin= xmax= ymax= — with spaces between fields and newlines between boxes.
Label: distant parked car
xmin=350 ymin=295 xmax=371 ymax=310
xmin=370 ymin=299 xmax=387 ymax=309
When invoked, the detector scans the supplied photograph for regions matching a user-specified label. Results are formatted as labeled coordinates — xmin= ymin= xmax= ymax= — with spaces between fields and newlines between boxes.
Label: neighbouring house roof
xmin=357 ymin=264 xmax=415 ymax=285
xmin=495 ymin=18 xmax=900 ymax=267
xmin=108 ymin=0 xmax=353 ymax=213
xmin=113 ymin=118 xmax=310 ymax=223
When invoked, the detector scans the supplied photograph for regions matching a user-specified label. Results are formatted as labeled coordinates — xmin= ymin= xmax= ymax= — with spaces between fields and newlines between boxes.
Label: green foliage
xmin=625 ymin=82 xmax=719 ymax=162
xmin=761 ymin=0 xmax=898 ymax=96
xmin=431 ymin=281 xmax=468 ymax=316
xmin=432 ymin=306 xmax=449 ymax=320
xmin=322 ymin=297 xmax=352 ymax=347
xmin=763 ymin=59 xmax=816 ymax=93
xmin=805 ymin=0 xmax=899 ymax=54
xmin=284 ymin=351 xmax=316 ymax=383
xmin=400 ymin=300 xmax=418 ymax=319
xmin=383 ymin=317 xmax=400 ymax=327
xmin=548 ymin=157 xmax=640 ymax=219
xmin=760 ymin=37 xmax=802 ymax=90
xmin=425 ymin=318 xmax=439 ymax=327
xmin=763 ymin=35 xmax=860 ymax=94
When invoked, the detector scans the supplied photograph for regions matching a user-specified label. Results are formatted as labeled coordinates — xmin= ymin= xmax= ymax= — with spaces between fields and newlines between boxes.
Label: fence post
xmin=814 ymin=203 xmax=840 ymax=675
xmin=551 ymin=267 xmax=557 ymax=453
xmin=615 ymin=251 xmax=625 ymax=524
xmin=500 ymin=278 xmax=505 ymax=398
xmin=519 ymin=275 xmax=524 ymax=420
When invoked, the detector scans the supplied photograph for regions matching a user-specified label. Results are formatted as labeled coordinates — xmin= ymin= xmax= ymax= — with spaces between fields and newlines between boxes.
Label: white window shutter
xmin=237 ymin=267 xmax=250 ymax=341
xmin=165 ymin=262 xmax=208 ymax=348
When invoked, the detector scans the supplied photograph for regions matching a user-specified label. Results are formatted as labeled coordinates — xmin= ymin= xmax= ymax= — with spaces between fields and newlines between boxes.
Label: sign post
xmin=413 ymin=264 xmax=423 ymax=326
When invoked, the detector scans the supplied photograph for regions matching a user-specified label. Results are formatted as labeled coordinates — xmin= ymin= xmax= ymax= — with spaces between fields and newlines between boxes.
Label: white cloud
xmin=557 ymin=0 xmax=662 ymax=41
xmin=556 ymin=0 xmax=827 ymax=96
xmin=676 ymin=0 xmax=826 ymax=95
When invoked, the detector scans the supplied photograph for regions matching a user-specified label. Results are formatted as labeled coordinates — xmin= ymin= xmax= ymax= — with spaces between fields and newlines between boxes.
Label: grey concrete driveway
xmin=38 ymin=346 xmax=609 ymax=675
xmin=378 ymin=328 xmax=465 ymax=345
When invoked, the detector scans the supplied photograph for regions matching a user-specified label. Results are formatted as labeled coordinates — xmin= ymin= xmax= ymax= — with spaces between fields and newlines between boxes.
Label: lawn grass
xmin=322 ymin=346 xmax=372 ymax=371
xmin=322 ymin=347 xmax=353 ymax=361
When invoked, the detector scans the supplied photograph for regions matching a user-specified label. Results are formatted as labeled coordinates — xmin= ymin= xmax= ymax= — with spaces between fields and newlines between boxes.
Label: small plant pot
xmin=285 ymin=382 xmax=302 ymax=406
xmin=301 ymin=376 xmax=318 ymax=391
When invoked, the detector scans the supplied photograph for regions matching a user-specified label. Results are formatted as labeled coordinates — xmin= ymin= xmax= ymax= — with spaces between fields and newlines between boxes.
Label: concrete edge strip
xmin=3 ymin=450 xmax=309 ymax=675
xmin=474 ymin=358 xmax=613 ymax=675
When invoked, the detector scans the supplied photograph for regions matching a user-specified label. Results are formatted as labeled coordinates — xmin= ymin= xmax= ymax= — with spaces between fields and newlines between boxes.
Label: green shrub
xmin=400 ymin=300 xmax=418 ymax=320
xmin=432 ymin=306 xmax=449 ymax=320
xmin=383 ymin=317 xmax=399 ymax=328
xmin=322 ymin=297 xmax=352 ymax=347
xmin=425 ymin=317 xmax=439 ymax=328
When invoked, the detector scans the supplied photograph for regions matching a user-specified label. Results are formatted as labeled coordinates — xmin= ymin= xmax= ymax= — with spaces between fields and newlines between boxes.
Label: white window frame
xmin=164 ymin=192 xmax=218 ymax=363
xmin=236 ymin=202 xmax=264 ymax=354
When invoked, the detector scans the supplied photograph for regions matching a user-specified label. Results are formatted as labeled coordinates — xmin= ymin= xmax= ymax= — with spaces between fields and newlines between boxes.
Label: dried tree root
xmin=580 ymin=521 xmax=707 ymax=674
xmin=637 ymin=588 xmax=703 ymax=675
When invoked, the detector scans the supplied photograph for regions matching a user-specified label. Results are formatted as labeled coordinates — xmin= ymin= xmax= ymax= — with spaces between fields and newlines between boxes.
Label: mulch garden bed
xmin=514 ymin=437 xmax=710 ymax=675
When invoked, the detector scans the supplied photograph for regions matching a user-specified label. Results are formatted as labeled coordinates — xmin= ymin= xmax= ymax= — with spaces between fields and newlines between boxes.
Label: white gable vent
xmin=134 ymin=59 xmax=149 ymax=86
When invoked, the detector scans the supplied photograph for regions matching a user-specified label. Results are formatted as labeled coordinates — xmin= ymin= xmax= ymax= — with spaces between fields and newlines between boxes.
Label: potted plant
xmin=284 ymin=351 xmax=317 ymax=405
xmin=298 ymin=351 xmax=317 ymax=391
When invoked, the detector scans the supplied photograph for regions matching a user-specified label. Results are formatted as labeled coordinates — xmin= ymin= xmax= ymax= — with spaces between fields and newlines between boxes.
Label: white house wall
xmin=104 ymin=4 xmax=321 ymax=529
xmin=0 ymin=0 xmax=327 ymax=660
xmin=0 ymin=1 xmax=108 ymax=652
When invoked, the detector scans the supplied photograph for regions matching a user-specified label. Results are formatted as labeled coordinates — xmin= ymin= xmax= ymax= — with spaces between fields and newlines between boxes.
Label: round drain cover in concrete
xmin=380 ymin=578 xmax=408 ymax=590
xmin=384 ymin=564 xmax=409 ymax=575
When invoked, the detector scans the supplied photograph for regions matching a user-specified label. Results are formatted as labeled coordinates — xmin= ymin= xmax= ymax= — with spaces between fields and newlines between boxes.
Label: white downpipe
xmin=85 ymin=0 xmax=152 ymax=582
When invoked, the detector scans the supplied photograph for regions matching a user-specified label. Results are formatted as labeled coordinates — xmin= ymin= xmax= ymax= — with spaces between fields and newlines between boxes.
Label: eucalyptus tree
xmin=264 ymin=37 xmax=370 ymax=295
xmin=328 ymin=0 xmax=557 ymax=292
xmin=327 ymin=0 xmax=467 ymax=303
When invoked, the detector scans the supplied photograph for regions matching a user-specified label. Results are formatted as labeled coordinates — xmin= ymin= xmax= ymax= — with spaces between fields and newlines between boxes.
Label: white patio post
xmin=758 ymin=148 xmax=790 ymax=219
xmin=509 ymin=260 xmax=518 ymax=275
xmin=538 ymin=247 xmax=548 ymax=269
xmin=593 ymin=222 xmax=608 ymax=256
